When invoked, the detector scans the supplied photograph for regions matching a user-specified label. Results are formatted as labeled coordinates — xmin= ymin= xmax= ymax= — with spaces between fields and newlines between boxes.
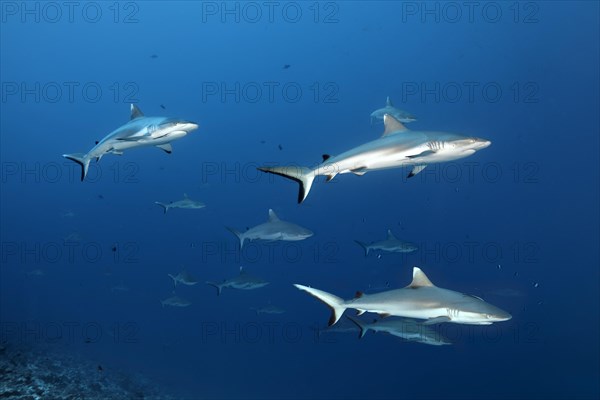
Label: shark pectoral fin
xmin=423 ymin=316 xmax=451 ymax=325
xmin=407 ymin=165 xmax=427 ymax=178
xmin=155 ymin=143 xmax=172 ymax=154
xmin=350 ymin=167 xmax=367 ymax=176
xmin=406 ymin=150 xmax=435 ymax=159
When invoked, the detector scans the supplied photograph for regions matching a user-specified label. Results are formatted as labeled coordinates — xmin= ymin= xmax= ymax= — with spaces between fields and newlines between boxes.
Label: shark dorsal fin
xmin=382 ymin=114 xmax=408 ymax=136
xmin=408 ymin=267 xmax=435 ymax=288
xmin=239 ymin=266 xmax=245 ymax=275
xmin=130 ymin=104 xmax=144 ymax=120
xmin=268 ymin=209 xmax=280 ymax=222
xmin=386 ymin=96 xmax=393 ymax=107
xmin=386 ymin=229 xmax=396 ymax=240
xmin=183 ymin=193 xmax=189 ymax=199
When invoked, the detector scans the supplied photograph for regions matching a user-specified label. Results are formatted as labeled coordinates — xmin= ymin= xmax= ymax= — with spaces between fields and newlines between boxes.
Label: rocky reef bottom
xmin=0 ymin=343 xmax=176 ymax=400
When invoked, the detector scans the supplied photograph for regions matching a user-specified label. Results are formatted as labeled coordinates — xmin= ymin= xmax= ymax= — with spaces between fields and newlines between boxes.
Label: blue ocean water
xmin=0 ymin=1 xmax=598 ymax=399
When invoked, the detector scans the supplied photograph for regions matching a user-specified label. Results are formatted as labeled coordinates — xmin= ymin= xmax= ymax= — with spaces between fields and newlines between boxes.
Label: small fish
xmin=283 ymin=64 xmax=291 ymax=69
xmin=97 ymin=365 xmax=103 ymax=372
xmin=278 ymin=144 xmax=283 ymax=150
xmin=160 ymin=104 xmax=166 ymax=110
xmin=150 ymin=54 xmax=158 ymax=59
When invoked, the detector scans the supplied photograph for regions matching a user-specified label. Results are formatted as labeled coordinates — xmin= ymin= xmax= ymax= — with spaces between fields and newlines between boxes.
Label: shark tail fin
xmin=346 ymin=316 xmax=368 ymax=339
xmin=155 ymin=202 xmax=169 ymax=214
xmin=168 ymin=274 xmax=177 ymax=287
xmin=257 ymin=166 xmax=315 ymax=204
xmin=294 ymin=284 xmax=346 ymax=326
xmin=225 ymin=227 xmax=245 ymax=249
xmin=62 ymin=153 xmax=90 ymax=181
xmin=354 ymin=240 xmax=370 ymax=257
xmin=206 ymin=281 xmax=223 ymax=296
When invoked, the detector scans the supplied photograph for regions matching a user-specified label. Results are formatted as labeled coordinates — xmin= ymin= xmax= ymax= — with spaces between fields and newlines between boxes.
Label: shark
xmin=160 ymin=295 xmax=191 ymax=308
xmin=168 ymin=270 xmax=198 ymax=287
xmin=155 ymin=194 xmax=206 ymax=214
xmin=226 ymin=209 xmax=313 ymax=249
xmin=346 ymin=316 xmax=451 ymax=346
xmin=370 ymin=96 xmax=417 ymax=123
xmin=258 ymin=114 xmax=491 ymax=203
xmin=355 ymin=229 xmax=418 ymax=256
xmin=63 ymin=104 xmax=198 ymax=181
xmin=294 ymin=267 xmax=511 ymax=326
xmin=206 ymin=267 xmax=269 ymax=296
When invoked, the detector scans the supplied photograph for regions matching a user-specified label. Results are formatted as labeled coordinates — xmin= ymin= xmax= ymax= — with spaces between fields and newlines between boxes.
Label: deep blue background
xmin=1 ymin=1 xmax=598 ymax=399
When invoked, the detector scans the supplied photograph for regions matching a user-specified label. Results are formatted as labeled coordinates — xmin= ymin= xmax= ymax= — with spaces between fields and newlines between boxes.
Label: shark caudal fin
xmin=206 ymin=281 xmax=223 ymax=296
xmin=346 ymin=316 xmax=368 ymax=339
xmin=294 ymin=284 xmax=347 ymax=326
xmin=62 ymin=153 xmax=91 ymax=181
xmin=257 ymin=166 xmax=315 ymax=204
xmin=225 ymin=227 xmax=245 ymax=249
xmin=154 ymin=202 xmax=170 ymax=214
xmin=354 ymin=240 xmax=370 ymax=256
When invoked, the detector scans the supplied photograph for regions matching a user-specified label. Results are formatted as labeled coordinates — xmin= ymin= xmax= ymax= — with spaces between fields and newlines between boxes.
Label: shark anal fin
xmin=156 ymin=143 xmax=172 ymax=154
xmin=422 ymin=316 xmax=451 ymax=325
xmin=407 ymin=165 xmax=427 ymax=178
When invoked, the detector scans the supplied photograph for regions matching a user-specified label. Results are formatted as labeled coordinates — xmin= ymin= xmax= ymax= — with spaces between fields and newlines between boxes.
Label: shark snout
xmin=180 ymin=121 xmax=199 ymax=132
xmin=475 ymin=138 xmax=491 ymax=149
